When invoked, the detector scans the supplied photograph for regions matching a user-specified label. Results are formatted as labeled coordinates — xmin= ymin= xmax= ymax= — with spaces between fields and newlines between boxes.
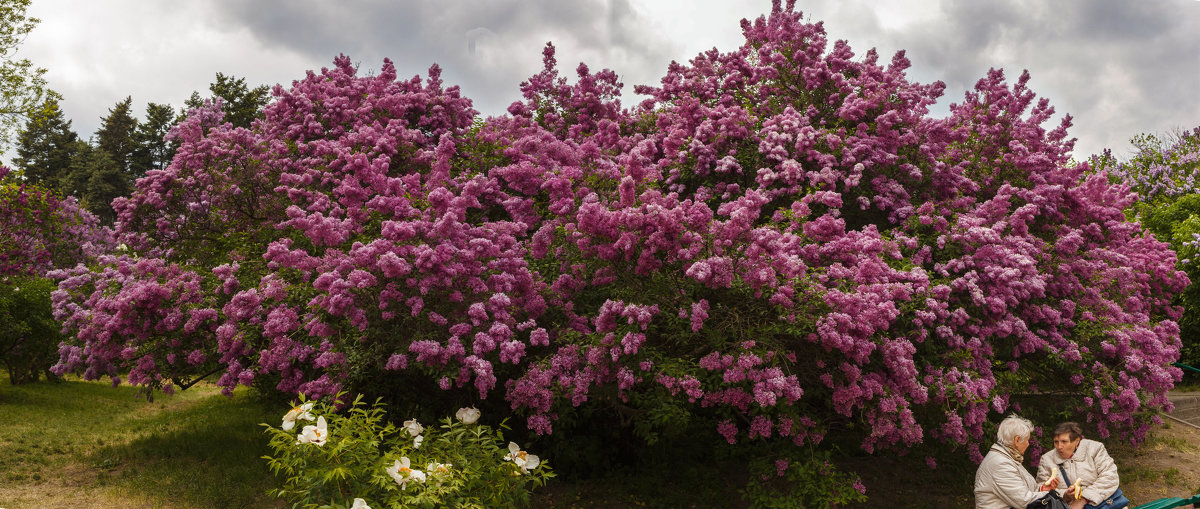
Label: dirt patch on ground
xmin=0 ymin=463 xmax=103 ymax=508
xmin=1114 ymin=419 xmax=1200 ymax=503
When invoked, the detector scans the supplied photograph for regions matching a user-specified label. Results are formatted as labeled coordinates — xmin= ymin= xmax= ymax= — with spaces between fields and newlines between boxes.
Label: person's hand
xmin=1040 ymin=477 xmax=1059 ymax=491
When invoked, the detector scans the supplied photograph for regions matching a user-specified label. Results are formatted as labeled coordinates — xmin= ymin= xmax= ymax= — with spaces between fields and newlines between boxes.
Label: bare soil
xmin=1113 ymin=419 xmax=1200 ymax=503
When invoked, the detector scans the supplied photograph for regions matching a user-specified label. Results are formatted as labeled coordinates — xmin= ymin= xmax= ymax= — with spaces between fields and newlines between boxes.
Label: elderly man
xmin=976 ymin=414 xmax=1060 ymax=508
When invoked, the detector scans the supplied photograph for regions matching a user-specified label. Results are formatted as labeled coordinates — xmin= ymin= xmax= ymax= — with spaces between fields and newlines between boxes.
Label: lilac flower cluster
xmin=51 ymin=0 xmax=1185 ymax=460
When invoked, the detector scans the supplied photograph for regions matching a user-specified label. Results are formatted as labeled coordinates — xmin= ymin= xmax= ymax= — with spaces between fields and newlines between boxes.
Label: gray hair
xmin=996 ymin=414 xmax=1034 ymax=445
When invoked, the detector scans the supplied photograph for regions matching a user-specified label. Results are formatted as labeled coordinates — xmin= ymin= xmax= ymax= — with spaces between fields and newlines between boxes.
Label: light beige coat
xmin=1036 ymin=438 xmax=1120 ymax=506
xmin=975 ymin=443 xmax=1045 ymax=509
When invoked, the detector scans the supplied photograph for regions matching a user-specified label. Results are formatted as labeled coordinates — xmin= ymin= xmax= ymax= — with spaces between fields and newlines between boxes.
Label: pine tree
xmin=11 ymin=97 xmax=80 ymax=190
xmin=133 ymin=102 xmax=177 ymax=177
xmin=95 ymin=96 xmax=139 ymax=177
xmin=63 ymin=142 xmax=128 ymax=224
xmin=57 ymin=139 xmax=91 ymax=199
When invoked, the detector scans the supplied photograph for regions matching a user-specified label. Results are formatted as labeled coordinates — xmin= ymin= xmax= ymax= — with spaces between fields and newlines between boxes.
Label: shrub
xmin=0 ymin=275 xmax=61 ymax=383
xmin=741 ymin=453 xmax=867 ymax=509
xmin=1092 ymin=127 xmax=1200 ymax=372
xmin=262 ymin=394 xmax=552 ymax=508
xmin=0 ymin=166 xmax=109 ymax=278
xmin=53 ymin=3 xmax=1186 ymax=504
xmin=0 ymin=166 xmax=110 ymax=384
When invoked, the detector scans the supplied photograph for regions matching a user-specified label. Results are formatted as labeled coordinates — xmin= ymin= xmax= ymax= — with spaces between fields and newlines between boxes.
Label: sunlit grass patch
xmin=0 ymin=376 xmax=284 ymax=508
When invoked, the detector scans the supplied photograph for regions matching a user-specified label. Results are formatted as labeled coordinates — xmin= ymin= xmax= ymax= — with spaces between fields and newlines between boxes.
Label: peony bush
xmin=51 ymin=0 xmax=1186 ymax=490
xmin=262 ymin=395 xmax=552 ymax=508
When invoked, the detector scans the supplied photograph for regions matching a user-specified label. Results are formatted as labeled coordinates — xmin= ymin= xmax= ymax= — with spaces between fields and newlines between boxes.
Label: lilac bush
xmin=1 ymin=166 xmax=110 ymax=383
xmin=52 ymin=0 xmax=1185 ymax=477
xmin=1096 ymin=128 xmax=1200 ymax=202
xmin=1 ymin=166 xmax=110 ymax=278
xmin=1094 ymin=127 xmax=1200 ymax=370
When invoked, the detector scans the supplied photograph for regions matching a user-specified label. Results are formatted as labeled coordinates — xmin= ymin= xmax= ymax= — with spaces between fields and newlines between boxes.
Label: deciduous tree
xmin=185 ymin=72 xmax=270 ymax=129
xmin=0 ymin=0 xmax=57 ymax=151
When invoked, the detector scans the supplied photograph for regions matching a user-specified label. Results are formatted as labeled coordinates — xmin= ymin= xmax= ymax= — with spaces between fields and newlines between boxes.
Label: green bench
xmin=1134 ymin=493 xmax=1200 ymax=509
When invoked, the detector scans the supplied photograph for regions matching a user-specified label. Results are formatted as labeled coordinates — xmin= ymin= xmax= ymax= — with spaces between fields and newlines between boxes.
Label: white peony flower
xmin=426 ymin=461 xmax=452 ymax=486
xmin=350 ymin=498 xmax=371 ymax=509
xmin=503 ymin=441 xmax=540 ymax=474
xmin=296 ymin=416 xmax=328 ymax=446
xmin=413 ymin=435 xmax=424 ymax=449
xmin=455 ymin=406 xmax=481 ymax=424
xmin=402 ymin=418 xmax=423 ymax=437
xmin=385 ymin=457 xmax=426 ymax=490
xmin=427 ymin=461 xmax=452 ymax=476
xmin=281 ymin=402 xmax=315 ymax=431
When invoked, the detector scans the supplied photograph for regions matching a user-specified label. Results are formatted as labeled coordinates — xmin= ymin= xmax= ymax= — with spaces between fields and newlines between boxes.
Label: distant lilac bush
xmin=1095 ymin=127 xmax=1200 ymax=370
xmin=1 ymin=166 xmax=110 ymax=383
xmin=52 ymin=0 xmax=1185 ymax=474
xmin=1 ymin=166 xmax=110 ymax=278
xmin=1098 ymin=127 xmax=1200 ymax=202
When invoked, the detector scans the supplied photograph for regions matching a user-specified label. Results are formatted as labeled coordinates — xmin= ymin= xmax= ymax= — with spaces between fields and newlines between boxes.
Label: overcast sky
xmin=14 ymin=0 xmax=1200 ymax=163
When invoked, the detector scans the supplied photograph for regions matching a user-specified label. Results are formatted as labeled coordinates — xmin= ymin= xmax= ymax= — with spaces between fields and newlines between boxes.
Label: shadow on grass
xmin=85 ymin=389 xmax=286 ymax=509
xmin=838 ymin=450 xmax=977 ymax=509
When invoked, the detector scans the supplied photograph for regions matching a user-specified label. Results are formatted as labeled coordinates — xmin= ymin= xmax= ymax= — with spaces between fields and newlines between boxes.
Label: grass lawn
xmin=0 ymin=376 xmax=284 ymax=509
xmin=1 ymin=376 xmax=747 ymax=508
xmin=6 ymin=376 xmax=1199 ymax=508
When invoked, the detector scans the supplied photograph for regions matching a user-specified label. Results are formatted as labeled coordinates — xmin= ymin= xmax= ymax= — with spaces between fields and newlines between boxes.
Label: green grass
xmin=0 ymin=376 xmax=284 ymax=508
xmin=6 ymin=376 xmax=1196 ymax=508
xmin=1149 ymin=434 xmax=1197 ymax=452
xmin=1121 ymin=464 xmax=1161 ymax=484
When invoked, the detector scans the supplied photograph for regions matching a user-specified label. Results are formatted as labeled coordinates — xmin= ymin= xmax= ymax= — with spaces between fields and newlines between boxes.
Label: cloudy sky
xmin=15 ymin=0 xmax=1200 ymax=162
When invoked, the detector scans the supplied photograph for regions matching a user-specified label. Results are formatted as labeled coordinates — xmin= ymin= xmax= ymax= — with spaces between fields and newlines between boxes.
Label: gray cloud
xmin=13 ymin=0 xmax=1200 ymax=166
xmin=207 ymin=0 xmax=682 ymax=117
xmin=809 ymin=0 xmax=1200 ymax=158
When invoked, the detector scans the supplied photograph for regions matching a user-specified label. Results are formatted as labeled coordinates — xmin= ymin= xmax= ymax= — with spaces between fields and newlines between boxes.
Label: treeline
xmin=7 ymin=73 xmax=270 ymax=223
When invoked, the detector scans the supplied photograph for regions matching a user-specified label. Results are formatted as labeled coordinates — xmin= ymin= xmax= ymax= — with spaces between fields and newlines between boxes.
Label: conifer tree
xmin=95 ymin=96 xmax=139 ymax=177
xmin=11 ymin=97 xmax=79 ymax=190
xmin=133 ymin=102 xmax=177 ymax=176
xmin=63 ymin=141 xmax=127 ymax=224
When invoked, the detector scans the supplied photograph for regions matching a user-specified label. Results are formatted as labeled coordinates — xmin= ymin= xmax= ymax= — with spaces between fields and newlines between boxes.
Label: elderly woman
xmin=976 ymin=415 xmax=1060 ymax=508
xmin=1036 ymin=422 xmax=1125 ymax=509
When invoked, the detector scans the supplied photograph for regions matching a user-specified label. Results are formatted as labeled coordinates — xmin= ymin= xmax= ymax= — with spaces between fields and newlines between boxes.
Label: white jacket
xmin=975 ymin=443 xmax=1045 ymax=509
xmin=1036 ymin=438 xmax=1120 ymax=505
